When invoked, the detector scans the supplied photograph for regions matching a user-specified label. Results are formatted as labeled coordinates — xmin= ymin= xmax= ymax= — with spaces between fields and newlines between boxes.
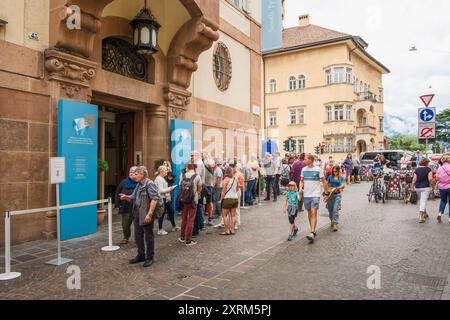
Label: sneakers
xmin=207 ymin=220 xmax=215 ymax=226
xmin=157 ymin=229 xmax=168 ymax=236
xmin=437 ymin=213 xmax=442 ymax=223
xmin=332 ymin=223 xmax=338 ymax=232
xmin=214 ymin=223 xmax=224 ymax=229
xmin=306 ymin=232 xmax=316 ymax=243
xmin=178 ymin=237 xmax=185 ymax=243
xmin=235 ymin=226 xmax=239 ymax=231
xmin=172 ymin=226 xmax=181 ymax=232
xmin=287 ymin=235 xmax=293 ymax=242
xmin=293 ymin=228 xmax=299 ymax=237
xmin=120 ymin=239 xmax=129 ymax=245
xmin=185 ymin=240 xmax=197 ymax=246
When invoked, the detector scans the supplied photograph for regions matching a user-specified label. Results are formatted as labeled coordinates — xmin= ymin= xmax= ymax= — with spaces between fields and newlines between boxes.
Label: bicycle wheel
xmin=368 ymin=184 xmax=374 ymax=202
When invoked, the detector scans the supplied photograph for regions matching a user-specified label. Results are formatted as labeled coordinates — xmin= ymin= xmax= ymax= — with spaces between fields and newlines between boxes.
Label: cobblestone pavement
xmin=0 ymin=183 xmax=449 ymax=300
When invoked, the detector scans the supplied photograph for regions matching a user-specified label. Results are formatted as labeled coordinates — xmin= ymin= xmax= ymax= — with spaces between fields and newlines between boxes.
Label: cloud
xmin=284 ymin=0 xmax=450 ymax=134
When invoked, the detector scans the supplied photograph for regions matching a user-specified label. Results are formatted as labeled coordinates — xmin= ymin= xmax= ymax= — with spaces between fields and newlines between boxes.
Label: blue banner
xmin=262 ymin=0 xmax=283 ymax=52
xmin=262 ymin=140 xmax=279 ymax=158
xmin=170 ymin=120 xmax=194 ymax=212
xmin=58 ymin=100 xmax=98 ymax=241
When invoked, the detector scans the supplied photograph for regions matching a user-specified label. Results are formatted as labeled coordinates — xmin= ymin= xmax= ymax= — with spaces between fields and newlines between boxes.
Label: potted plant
xmin=97 ymin=159 xmax=109 ymax=226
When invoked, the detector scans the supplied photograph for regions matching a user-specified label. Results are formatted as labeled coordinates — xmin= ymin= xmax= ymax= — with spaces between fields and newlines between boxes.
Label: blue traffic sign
xmin=419 ymin=108 xmax=435 ymax=123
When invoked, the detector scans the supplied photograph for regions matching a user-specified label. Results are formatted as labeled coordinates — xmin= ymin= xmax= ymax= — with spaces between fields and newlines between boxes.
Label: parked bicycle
xmin=367 ymin=168 xmax=386 ymax=203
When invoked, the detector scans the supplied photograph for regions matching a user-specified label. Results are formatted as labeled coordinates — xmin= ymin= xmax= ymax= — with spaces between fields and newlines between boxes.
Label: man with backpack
xmin=119 ymin=166 xmax=160 ymax=268
xmin=178 ymin=163 xmax=203 ymax=246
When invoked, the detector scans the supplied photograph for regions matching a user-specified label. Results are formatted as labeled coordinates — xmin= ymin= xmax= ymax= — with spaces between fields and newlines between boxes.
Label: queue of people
xmin=112 ymin=149 xmax=450 ymax=268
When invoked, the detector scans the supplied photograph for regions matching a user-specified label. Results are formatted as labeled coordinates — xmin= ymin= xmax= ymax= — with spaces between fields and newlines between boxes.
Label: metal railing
xmin=0 ymin=198 xmax=119 ymax=281
xmin=357 ymin=91 xmax=378 ymax=102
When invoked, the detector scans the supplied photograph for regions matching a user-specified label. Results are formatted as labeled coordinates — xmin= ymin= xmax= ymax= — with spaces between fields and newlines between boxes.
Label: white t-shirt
xmin=301 ymin=166 xmax=324 ymax=198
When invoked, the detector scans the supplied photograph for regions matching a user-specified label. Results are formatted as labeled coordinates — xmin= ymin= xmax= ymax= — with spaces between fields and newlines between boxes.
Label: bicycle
xmin=367 ymin=168 xmax=386 ymax=203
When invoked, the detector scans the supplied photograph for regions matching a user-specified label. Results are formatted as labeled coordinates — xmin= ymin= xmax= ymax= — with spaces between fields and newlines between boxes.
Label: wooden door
xmin=116 ymin=112 xmax=135 ymax=186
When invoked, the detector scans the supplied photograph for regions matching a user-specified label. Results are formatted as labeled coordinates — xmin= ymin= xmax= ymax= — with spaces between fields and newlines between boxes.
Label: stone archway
xmin=357 ymin=140 xmax=367 ymax=154
xmin=47 ymin=0 xmax=219 ymax=103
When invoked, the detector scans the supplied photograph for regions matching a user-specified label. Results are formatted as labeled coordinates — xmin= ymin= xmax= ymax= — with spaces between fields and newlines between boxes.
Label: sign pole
xmin=46 ymin=183 xmax=72 ymax=266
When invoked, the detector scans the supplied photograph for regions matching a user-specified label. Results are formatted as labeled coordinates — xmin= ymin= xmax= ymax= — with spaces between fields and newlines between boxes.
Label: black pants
xmin=134 ymin=218 xmax=154 ymax=260
xmin=193 ymin=203 xmax=204 ymax=236
xmin=265 ymin=175 xmax=277 ymax=201
xmin=158 ymin=199 xmax=176 ymax=230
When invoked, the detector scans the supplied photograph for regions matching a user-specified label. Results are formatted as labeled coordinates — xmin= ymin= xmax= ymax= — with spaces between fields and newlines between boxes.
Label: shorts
xmin=202 ymin=186 xmax=213 ymax=205
xmin=304 ymin=197 xmax=320 ymax=210
xmin=352 ymin=167 xmax=360 ymax=176
xmin=287 ymin=205 xmax=298 ymax=225
xmin=222 ymin=198 xmax=239 ymax=209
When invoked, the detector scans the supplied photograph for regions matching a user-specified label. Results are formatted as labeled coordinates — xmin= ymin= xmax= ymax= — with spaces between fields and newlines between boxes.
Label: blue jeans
xmin=327 ymin=194 xmax=342 ymax=224
xmin=245 ymin=180 xmax=255 ymax=205
xmin=213 ymin=187 xmax=222 ymax=217
xmin=439 ymin=188 xmax=450 ymax=215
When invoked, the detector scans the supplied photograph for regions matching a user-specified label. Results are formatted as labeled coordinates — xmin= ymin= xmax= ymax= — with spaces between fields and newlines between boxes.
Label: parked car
xmin=360 ymin=150 xmax=414 ymax=170
xmin=428 ymin=154 xmax=443 ymax=163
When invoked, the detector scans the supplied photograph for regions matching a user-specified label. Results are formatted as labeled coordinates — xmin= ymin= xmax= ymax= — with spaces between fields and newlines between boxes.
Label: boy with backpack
xmin=178 ymin=164 xmax=203 ymax=246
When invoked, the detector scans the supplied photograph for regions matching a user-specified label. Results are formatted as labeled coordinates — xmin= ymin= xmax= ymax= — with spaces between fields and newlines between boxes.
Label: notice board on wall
xmin=58 ymin=99 xmax=98 ymax=241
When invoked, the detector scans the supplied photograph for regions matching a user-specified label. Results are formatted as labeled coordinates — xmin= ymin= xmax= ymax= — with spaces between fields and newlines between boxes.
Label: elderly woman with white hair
xmin=114 ymin=166 xmax=138 ymax=245
xmin=155 ymin=165 xmax=178 ymax=235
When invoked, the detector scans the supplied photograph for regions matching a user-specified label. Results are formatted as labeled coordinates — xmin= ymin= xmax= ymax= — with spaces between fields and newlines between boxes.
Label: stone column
xmin=145 ymin=107 xmax=169 ymax=174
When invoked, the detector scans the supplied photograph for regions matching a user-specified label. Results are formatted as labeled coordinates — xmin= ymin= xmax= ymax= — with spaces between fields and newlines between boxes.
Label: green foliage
xmin=389 ymin=134 xmax=426 ymax=152
xmin=98 ymin=159 xmax=109 ymax=172
xmin=436 ymin=107 xmax=450 ymax=144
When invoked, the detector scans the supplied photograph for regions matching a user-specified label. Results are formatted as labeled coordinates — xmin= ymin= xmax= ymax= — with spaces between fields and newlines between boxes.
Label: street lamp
xmin=130 ymin=0 xmax=161 ymax=55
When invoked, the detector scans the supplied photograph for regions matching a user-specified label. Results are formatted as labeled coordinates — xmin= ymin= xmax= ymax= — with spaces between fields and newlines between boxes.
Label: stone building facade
xmin=263 ymin=14 xmax=389 ymax=159
xmin=0 ymin=0 xmax=262 ymax=244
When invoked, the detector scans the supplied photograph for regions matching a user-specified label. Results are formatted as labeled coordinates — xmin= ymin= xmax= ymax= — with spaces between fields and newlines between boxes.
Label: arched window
xmin=289 ymin=76 xmax=297 ymax=90
xmin=298 ymin=75 xmax=306 ymax=89
xmin=269 ymin=79 xmax=277 ymax=93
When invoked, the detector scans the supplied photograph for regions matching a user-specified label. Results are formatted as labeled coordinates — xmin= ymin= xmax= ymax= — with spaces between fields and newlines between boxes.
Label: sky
xmin=283 ymin=0 xmax=450 ymax=137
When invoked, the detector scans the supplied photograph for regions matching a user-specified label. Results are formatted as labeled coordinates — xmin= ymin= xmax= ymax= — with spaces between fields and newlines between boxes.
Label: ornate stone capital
xmin=45 ymin=49 xmax=97 ymax=87
xmin=164 ymin=84 xmax=192 ymax=111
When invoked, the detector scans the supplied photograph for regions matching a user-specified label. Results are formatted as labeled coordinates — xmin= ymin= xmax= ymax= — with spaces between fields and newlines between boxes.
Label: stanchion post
xmin=46 ymin=184 xmax=72 ymax=266
xmin=0 ymin=211 xmax=21 ymax=281
xmin=102 ymin=197 xmax=120 ymax=252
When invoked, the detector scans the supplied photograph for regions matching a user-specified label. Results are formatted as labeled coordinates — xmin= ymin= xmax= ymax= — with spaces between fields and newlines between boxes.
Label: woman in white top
xmin=155 ymin=166 xmax=178 ymax=235
xmin=220 ymin=167 xmax=239 ymax=235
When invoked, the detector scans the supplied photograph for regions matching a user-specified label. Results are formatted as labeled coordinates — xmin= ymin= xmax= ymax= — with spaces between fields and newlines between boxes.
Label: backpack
xmin=136 ymin=180 xmax=163 ymax=226
xmin=179 ymin=173 xmax=198 ymax=205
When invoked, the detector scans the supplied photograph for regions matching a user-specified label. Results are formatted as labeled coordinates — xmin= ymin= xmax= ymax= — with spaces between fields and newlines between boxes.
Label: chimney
xmin=298 ymin=14 xmax=310 ymax=27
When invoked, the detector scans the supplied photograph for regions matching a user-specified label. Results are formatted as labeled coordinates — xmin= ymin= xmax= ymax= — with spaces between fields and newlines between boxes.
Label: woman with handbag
xmin=412 ymin=158 xmax=434 ymax=223
xmin=324 ymin=165 xmax=346 ymax=232
xmin=436 ymin=155 xmax=450 ymax=223
xmin=220 ymin=167 xmax=239 ymax=235
xmin=155 ymin=166 xmax=178 ymax=235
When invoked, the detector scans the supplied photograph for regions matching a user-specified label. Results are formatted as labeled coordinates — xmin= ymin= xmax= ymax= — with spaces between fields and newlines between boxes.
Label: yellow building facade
xmin=263 ymin=15 xmax=389 ymax=159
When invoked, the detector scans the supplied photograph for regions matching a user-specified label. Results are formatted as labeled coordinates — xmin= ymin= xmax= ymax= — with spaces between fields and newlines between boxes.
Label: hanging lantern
xmin=130 ymin=0 xmax=161 ymax=55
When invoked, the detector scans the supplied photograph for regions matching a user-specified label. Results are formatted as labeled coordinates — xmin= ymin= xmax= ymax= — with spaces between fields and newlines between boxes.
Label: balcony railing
xmin=357 ymin=91 xmax=378 ymax=102
xmin=328 ymin=146 xmax=357 ymax=154
xmin=356 ymin=126 xmax=376 ymax=135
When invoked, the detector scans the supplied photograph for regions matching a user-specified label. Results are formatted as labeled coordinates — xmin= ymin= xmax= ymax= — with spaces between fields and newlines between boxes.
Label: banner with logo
xmin=58 ymin=100 xmax=98 ymax=240
xmin=170 ymin=120 xmax=194 ymax=212
xmin=262 ymin=0 xmax=283 ymax=52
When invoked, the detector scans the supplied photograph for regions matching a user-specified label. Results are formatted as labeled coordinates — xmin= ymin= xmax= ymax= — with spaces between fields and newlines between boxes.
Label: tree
xmin=436 ymin=107 xmax=450 ymax=146
xmin=389 ymin=134 xmax=426 ymax=152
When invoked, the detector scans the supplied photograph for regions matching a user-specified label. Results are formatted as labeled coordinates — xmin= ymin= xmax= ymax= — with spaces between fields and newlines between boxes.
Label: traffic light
xmin=320 ymin=143 xmax=326 ymax=154
xmin=289 ymin=137 xmax=296 ymax=152
xmin=283 ymin=139 xmax=290 ymax=152
xmin=315 ymin=145 xmax=320 ymax=155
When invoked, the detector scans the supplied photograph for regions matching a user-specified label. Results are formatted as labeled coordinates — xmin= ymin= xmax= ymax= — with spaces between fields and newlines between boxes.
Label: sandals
xmin=220 ymin=232 xmax=231 ymax=236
